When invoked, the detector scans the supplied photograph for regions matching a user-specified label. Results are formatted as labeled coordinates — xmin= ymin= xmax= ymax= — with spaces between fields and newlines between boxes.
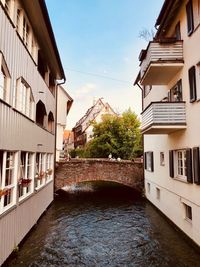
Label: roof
xmin=22 ymin=0 xmax=65 ymax=80
xmin=155 ymin=0 xmax=182 ymax=38
xmin=63 ymin=130 xmax=74 ymax=141
xmin=73 ymin=98 xmax=116 ymax=130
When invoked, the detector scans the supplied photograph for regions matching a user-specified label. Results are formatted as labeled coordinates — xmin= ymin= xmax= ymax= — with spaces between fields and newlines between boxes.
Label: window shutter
xmin=169 ymin=150 xmax=174 ymax=178
xmin=193 ymin=147 xmax=200 ymax=184
xmin=150 ymin=152 xmax=154 ymax=172
xmin=186 ymin=148 xmax=193 ymax=183
xmin=144 ymin=152 xmax=147 ymax=170
xmin=189 ymin=66 xmax=196 ymax=102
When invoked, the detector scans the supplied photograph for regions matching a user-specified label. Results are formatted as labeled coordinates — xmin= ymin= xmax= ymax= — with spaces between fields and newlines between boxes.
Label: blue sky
xmin=46 ymin=0 xmax=164 ymax=129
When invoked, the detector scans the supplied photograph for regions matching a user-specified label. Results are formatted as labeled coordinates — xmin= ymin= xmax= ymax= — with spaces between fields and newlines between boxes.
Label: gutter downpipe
xmin=134 ymin=82 xmax=145 ymax=193
xmin=54 ymin=77 xmax=66 ymax=194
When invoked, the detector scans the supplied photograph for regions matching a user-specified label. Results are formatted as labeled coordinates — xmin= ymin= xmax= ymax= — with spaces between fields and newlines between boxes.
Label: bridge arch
xmin=55 ymin=159 xmax=143 ymax=193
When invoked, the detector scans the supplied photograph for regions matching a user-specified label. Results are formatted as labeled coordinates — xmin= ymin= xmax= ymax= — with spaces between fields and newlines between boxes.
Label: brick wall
xmin=55 ymin=159 xmax=144 ymax=193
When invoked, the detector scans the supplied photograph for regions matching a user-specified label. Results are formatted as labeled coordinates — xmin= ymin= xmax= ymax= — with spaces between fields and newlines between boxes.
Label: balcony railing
xmin=141 ymin=102 xmax=186 ymax=134
xmin=140 ymin=40 xmax=184 ymax=85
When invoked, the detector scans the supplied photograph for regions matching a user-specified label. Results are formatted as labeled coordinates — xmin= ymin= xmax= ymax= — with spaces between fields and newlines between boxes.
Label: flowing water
xmin=3 ymin=183 xmax=200 ymax=267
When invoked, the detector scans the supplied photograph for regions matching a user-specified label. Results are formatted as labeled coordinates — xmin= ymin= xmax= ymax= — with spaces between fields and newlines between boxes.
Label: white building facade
xmin=56 ymin=85 xmax=73 ymax=161
xmin=135 ymin=0 xmax=200 ymax=246
xmin=0 ymin=0 xmax=65 ymax=264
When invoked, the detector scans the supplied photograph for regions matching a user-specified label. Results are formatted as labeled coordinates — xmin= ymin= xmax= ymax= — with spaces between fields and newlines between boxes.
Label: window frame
xmin=15 ymin=77 xmax=34 ymax=119
xmin=0 ymin=151 xmax=17 ymax=214
xmin=18 ymin=152 xmax=34 ymax=201
xmin=186 ymin=0 xmax=194 ymax=36
xmin=0 ymin=52 xmax=11 ymax=103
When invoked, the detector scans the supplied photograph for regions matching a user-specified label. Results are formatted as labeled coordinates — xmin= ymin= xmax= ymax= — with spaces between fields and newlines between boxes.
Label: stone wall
xmin=55 ymin=159 xmax=144 ymax=193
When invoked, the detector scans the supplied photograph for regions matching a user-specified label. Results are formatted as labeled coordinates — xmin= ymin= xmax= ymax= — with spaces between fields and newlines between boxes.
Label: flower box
xmin=19 ymin=178 xmax=32 ymax=187
xmin=0 ymin=188 xmax=9 ymax=197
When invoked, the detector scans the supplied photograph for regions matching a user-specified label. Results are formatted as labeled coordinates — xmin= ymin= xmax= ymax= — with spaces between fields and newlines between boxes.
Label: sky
xmin=46 ymin=0 xmax=164 ymax=129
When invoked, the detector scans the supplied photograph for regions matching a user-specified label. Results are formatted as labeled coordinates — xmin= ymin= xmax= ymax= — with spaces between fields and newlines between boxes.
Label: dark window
xmin=184 ymin=204 xmax=192 ymax=220
xmin=186 ymin=0 xmax=194 ymax=36
xmin=169 ymin=79 xmax=183 ymax=102
xmin=143 ymin=85 xmax=152 ymax=98
xmin=175 ymin=22 xmax=181 ymax=40
xmin=36 ymin=100 xmax=47 ymax=127
xmin=188 ymin=66 xmax=196 ymax=102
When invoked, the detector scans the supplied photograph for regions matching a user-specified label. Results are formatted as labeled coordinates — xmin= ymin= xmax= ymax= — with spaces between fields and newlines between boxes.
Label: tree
xmin=84 ymin=109 xmax=142 ymax=159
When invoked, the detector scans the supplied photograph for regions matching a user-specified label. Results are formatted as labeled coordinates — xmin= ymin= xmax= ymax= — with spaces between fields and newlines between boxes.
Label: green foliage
xmin=84 ymin=109 xmax=142 ymax=159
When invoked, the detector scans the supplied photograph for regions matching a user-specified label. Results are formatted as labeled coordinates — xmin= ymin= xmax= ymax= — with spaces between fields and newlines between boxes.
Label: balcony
xmin=139 ymin=40 xmax=184 ymax=85
xmin=141 ymin=102 xmax=186 ymax=134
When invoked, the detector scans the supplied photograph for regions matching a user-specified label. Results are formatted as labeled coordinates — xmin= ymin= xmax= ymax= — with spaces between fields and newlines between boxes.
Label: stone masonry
xmin=55 ymin=159 xmax=144 ymax=193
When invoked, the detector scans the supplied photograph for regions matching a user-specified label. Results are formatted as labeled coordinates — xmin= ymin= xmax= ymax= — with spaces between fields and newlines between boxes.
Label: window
xmin=169 ymin=149 xmax=193 ymax=183
xmin=186 ymin=0 xmax=194 ymax=35
xmin=156 ymin=188 xmax=160 ymax=200
xmin=144 ymin=151 xmax=154 ymax=172
xmin=169 ymin=80 xmax=182 ymax=102
xmin=184 ymin=203 xmax=192 ymax=221
xmin=0 ymin=151 xmax=17 ymax=214
xmin=188 ymin=66 xmax=197 ymax=102
xmin=160 ymin=152 xmax=165 ymax=166
xmin=23 ymin=17 xmax=30 ymax=49
xmin=36 ymin=100 xmax=47 ymax=127
xmin=175 ymin=22 xmax=181 ymax=40
xmin=143 ymin=85 xmax=152 ymax=98
xmin=48 ymin=112 xmax=54 ymax=133
xmin=147 ymin=183 xmax=150 ymax=194
xmin=46 ymin=154 xmax=53 ymax=182
xmin=18 ymin=152 xmax=34 ymax=200
xmin=177 ymin=150 xmax=187 ymax=178
xmin=35 ymin=153 xmax=48 ymax=188
xmin=0 ymin=52 xmax=10 ymax=103
xmin=15 ymin=78 xmax=34 ymax=119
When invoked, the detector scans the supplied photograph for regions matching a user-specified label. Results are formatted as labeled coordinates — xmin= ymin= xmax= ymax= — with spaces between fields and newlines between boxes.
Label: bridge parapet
xmin=55 ymin=159 xmax=144 ymax=193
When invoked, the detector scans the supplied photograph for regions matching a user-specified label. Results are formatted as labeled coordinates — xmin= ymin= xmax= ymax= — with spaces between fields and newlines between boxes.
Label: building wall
xmin=143 ymin=0 xmax=200 ymax=246
xmin=0 ymin=182 xmax=53 ymax=266
xmin=0 ymin=0 xmax=61 ymax=264
xmin=56 ymin=87 xmax=72 ymax=161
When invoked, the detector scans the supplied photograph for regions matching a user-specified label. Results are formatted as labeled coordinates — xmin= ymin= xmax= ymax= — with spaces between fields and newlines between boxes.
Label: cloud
xmin=74 ymin=83 xmax=97 ymax=100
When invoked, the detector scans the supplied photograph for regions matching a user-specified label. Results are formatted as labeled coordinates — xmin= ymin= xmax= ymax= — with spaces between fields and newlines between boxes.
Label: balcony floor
xmin=142 ymin=124 xmax=187 ymax=134
xmin=141 ymin=62 xmax=184 ymax=85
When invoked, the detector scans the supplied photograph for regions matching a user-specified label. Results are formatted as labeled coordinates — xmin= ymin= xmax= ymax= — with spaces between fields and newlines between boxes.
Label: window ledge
xmin=12 ymin=107 xmax=35 ymax=123
xmin=173 ymin=177 xmax=188 ymax=184
xmin=0 ymin=204 xmax=17 ymax=219
xmin=18 ymin=192 xmax=34 ymax=205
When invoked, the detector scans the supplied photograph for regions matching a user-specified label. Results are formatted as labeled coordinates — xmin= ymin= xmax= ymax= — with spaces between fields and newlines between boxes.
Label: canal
xmin=3 ymin=183 xmax=200 ymax=267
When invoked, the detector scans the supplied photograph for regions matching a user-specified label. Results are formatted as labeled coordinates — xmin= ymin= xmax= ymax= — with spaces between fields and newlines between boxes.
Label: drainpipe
xmin=134 ymin=82 xmax=145 ymax=194
xmin=54 ymin=78 xmax=66 ymax=194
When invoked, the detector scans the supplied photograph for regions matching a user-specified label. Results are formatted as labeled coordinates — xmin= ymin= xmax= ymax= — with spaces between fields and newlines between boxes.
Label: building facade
xmin=135 ymin=0 xmax=200 ymax=246
xmin=73 ymin=98 xmax=116 ymax=148
xmin=56 ymin=86 xmax=73 ymax=161
xmin=0 ymin=0 xmax=65 ymax=264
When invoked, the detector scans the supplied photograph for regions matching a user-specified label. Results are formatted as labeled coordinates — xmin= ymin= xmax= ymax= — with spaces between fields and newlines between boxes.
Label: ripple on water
xmin=3 ymin=185 xmax=200 ymax=267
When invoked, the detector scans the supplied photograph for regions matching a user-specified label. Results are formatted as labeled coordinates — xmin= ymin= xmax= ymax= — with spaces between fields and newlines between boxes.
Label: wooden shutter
xmin=144 ymin=152 xmax=147 ymax=170
xmin=150 ymin=152 xmax=154 ymax=172
xmin=186 ymin=148 xmax=193 ymax=183
xmin=169 ymin=150 xmax=174 ymax=178
xmin=193 ymin=147 xmax=200 ymax=184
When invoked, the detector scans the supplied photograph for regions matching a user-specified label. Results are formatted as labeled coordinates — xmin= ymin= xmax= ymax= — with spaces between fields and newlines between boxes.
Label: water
xmin=3 ymin=183 xmax=200 ymax=267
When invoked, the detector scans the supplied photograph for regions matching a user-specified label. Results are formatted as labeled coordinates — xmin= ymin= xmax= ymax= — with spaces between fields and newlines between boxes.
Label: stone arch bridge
xmin=55 ymin=159 xmax=144 ymax=193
